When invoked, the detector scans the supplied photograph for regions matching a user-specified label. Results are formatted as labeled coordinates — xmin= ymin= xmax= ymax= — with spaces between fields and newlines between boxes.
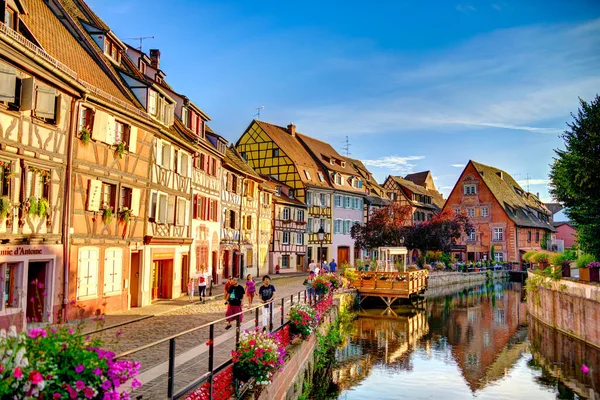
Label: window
xmin=282 ymin=231 xmax=290 ymax=245
xmin=148 ymin=90 xmax=157 ymax=115
xmin=353 ymin=198 xmax=361 ymax=209
xmin=494 ymin=252 xmax=504 ymax=262
xmin=297 ymin=233 xmax=304 ymax=245
xmin=307 ymin=217 xmax=313 ymax=234
xmin=334 ymin=219 xmax=342 ymax=234
xmin=464 ymin=185 xmax=477 ymax=195
xmin=319 ymin=193 xmax=328 ymax=208
xmin=245 ymin=215 xmax=252 ymax=230
xmin=0 ymin=160 xmax=11 ymax=197
xmin=536 ymin=231 xmax=540 ymax=243
xmin=334 ymin=195 xmax=342 ymax=208
xmin=281 ymin=255 xmax=290 ymax=269
xmin=114 ymin=121 xmax=130 ymax=148
xmin=493 ymin=228 xmax=503 ymax=241
xmin=5 ymin=7 xmax=17 ymax=29
xmin=334 ymin=174 xmax=342 ymax=185
xmin=289 ymin=189 xmax=294 ymax=199
xmin=79 ymin=106 xmax=94 ymax=131
xmin=306 ymin=192 xmax=312 ymax=206
xmin=167 ymin=195 xmax=176 ymax=224
xmin=178 ymin=151 xmax=190 ymax=177
xmin=454 ymin=208 xmax=461 ymax=215
xmin=104 ymin=248 xmax=123 ymax=295
xmin=344 ymin=196 xmax=351 ymax=209
xmin=100 ymin=183 xmax=115 ymax=209
xmin=181 ymin=107 xmax=189 ymax=127
xmin=330 ymin=159 xmax=336 ymax=166
xmin=466 ymin=208 xmax=475 ymax=218
xmin=353 ymin=178 xmax=361 ymax=188
xmin=119 ymin=187 xmax=132 ymax=211
xmin=210 ymin=199 xmax=218 ymax=222
xmin=282 ymin=207 xmax=291 ymax=220
xmin=343 ymin=220 xmax=351 ymax=235
xmin=304 ymin=170 xmax=311 ymax=180
xmin=467 ymin=231 xmax=476 ymax=242
xmin=103 ymin=39 xmax=120 ymax=63
xmin=156 ymin=141 xmax=172 ymax=169
xmin=317 ymin=172 xmax=325 ymax=182
xmin=78 ymin=248 xmax=99 ymax=298
xmin=176 ymin=198 xmax=188 ymax=226
xmin=297 ymin=210 xmax=304 ymax=221
xmin=1 ymin=263 xmax=19 ymax=309
xmin=240 ymin=152 xmax=247 ymax=161
xmin=481 ymin=207 xmax=489 ymax=218
xmin=272 ymin=149 xmax=279 ymax=157
xmin=527 ymin=231 xmax=532 ymax=242
xmin=390 ymin=192 xmax=397 ymax=201
xmin=26 ymin=82 xmax=59 ymax=123
xmin=157 ymin=193 xmax=168 ymax=224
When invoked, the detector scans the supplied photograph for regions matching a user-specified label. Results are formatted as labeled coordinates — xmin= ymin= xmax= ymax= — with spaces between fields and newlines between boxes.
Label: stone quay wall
xmin=527 ymin=272 xmax=600 ymax=349
xmin=427 ymin=270 xmax=507 ymax=288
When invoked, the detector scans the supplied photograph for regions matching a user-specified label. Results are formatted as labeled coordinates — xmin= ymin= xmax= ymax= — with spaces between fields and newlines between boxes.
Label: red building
xmin=553 ymin=221 xmax=577 ymax=249
xmin=443 ymin=161 xmax=554 ymax=263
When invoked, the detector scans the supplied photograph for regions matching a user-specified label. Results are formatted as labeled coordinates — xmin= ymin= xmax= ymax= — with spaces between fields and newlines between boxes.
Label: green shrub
xmin=550 ymin=253 xmax=568 ymax=267
xmin=523 ymin=251 xmax=538 ymax=262
xmin=533 ymin=252 xmax=550 ymax=264
xmin=576 ymin=254 xmax=596 ymax=269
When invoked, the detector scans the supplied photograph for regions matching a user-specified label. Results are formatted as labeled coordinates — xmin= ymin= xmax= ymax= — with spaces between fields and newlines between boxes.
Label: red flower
xmin=29 ymin=370 xmax=44 ymax=385
xmin=14 ymin=367 xmax=23 ymax=380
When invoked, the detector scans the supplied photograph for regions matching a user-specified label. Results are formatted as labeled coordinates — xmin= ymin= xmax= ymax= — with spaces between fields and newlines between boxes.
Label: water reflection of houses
xmin=428 ymin=282 xmax=528 ymax=392
xmin=333 ymin=310 xmax=429 ymax=391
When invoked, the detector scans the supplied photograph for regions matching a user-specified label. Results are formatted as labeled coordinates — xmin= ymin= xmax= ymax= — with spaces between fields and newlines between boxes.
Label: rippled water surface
xmin=335 ymin=280 xmax=599 ymax=399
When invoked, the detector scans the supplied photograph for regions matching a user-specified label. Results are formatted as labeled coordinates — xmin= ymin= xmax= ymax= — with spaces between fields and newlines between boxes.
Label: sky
xmin=88 ymin=0 xmax=600 ymax=202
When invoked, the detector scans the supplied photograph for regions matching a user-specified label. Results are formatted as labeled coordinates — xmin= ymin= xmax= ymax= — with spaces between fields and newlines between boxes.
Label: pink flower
xmin=14 ymin=367 xmax=23 ymax=379
xmin=83 ymin=387 xmax=95 ymax=399
xmin=53 ymin=394 xmax=63 ymax=399
xmin=93 ymin=368 xmax=102 ymax=376
xmin=131 ymin=378 xmax=142 ymax=389
xmin=75 ymin=364 xmax=85 ymax=373
xmin=101 ymin=380 xmax=112 ymax=390
xmin=38 ymin=282 xmax=44 ymax=289
xmin=68 ymin=327 xmax=74 ymax=334
xmin=75 ymin=380 xmax=85 ymax=390
xmin=29 ymin=370 xmax=44 ymax=385
xmin=581 ymin=364 xmax=590 ymax=374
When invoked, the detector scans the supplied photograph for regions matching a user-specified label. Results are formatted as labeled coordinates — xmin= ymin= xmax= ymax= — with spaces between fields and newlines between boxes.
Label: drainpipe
xmin=237 ymin=176 xmax=245 ymax=278
xmin=61 ymin=96 xmax=83 ymax=323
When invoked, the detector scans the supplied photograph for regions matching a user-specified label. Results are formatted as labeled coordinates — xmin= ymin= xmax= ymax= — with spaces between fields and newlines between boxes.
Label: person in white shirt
xmin=195 ymin=268 xmax=208 ymax=303
xmin=315 ymin=265 xmax=321 ymax=275
xmin=308 ymin=259 xmax=317 ymax=273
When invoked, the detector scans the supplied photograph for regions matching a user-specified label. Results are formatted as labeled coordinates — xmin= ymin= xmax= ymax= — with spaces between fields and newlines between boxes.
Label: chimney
xmin=149 ymin=49 xmax=161 ymax=69
xmin=536 ymin=192 xmax=540 ymax=198
xmin=287 ymin=122 xmax=296 ymax=137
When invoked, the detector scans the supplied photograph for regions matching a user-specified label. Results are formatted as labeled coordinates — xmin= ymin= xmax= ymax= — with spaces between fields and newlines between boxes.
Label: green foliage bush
xmin=576 ymin=254 xmax=596 ymax=269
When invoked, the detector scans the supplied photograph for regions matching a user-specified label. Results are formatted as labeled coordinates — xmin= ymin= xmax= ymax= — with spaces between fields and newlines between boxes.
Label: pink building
xmin=553 ymin=222 xmax=577 ymax=249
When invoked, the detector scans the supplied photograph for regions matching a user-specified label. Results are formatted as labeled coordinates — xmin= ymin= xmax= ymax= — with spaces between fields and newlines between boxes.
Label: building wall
xmin=270 ymin=202 xmax=307 ymax=273
xmin=555 ymin=224 xmax=577 ymax=249
xmin=332 ymin=194 xmax=363 ymax=266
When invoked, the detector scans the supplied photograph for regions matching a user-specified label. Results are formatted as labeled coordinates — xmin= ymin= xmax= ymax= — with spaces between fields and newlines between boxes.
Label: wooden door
xmin=160 ymin=260 xmax=173 ymax=299
xmin=211 ymin=251 xmax=218 ymax=284
xmin=223 ymin=251 xmax=230 ymax=279
xmin=26 ymin=262 xmax=46 ymax=322
xmin=297 ymin=255 xmax=305 ymax=271
xmin=151 ymin=261 xmax=159 ymax=300
xmin=337 ymin=247 xmax=350 ymax=264
xmin=233 ymin=252 xmax=240 ymax=278
xmin=181 ymin=254 xmax=189 ymax=294
xmin=130 ymin=252 xmax=140 ymax=307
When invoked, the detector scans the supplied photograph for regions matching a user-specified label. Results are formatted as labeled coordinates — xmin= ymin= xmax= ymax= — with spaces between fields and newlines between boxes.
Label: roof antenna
xmin=342 ymin=136 xmax=351 ymax=157
xmin=254 ymin=105 xmax=264 ymax=120
xmin=526 ymin=172 xmax=530 ymax=192
xmin=125 ymin=36 xmax=155 ymax=51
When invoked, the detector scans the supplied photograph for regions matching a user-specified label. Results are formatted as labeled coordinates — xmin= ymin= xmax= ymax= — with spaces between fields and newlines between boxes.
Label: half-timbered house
xmin=382 ymin=171 xmax=445 ymax=223
xmin=236 ymin=120 xmax=332 ymax=266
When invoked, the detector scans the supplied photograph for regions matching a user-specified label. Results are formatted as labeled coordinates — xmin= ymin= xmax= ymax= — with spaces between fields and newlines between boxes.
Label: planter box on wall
xmin=579 ymin=267 xmax=599 ymax=282
xmin=561 ymin=263 xmax=571 ymax=278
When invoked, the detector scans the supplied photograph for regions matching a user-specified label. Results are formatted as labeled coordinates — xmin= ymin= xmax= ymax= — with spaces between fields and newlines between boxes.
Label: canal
xmin=333 ymin=280 xmax=600 ymax=399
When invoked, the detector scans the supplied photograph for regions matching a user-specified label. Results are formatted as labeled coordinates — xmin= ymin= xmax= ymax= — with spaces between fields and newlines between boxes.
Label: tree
xmin=403 ymin=210 xmax=473 ymax=265
xmin=549 ymin=95 xmax=600 ymax=259
xmin=351 ymin=203 xmax=412 ymax=250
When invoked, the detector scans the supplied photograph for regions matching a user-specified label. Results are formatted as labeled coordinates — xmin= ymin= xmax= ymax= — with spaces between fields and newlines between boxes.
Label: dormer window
xmin=139 ymin=61 xmax=146 ymax=74
xmin=352 ymin=178 xmax=362 ymax=189
xmin=276 ymin=187 xmax=281 ymax=196
xmin=514 ymin=187 xmax=523 ymax=196
xmin=103 ymin=38 xmax=121 ymax=63
xmin=317 ymin=171 xmax=325 ymax=182
xmin=333 ymin=173 xmax=342 ymax=185
xmin=4 ymin=5 xmax=17 ymax=29
xmin=341 ymin=161 xmax=346 ymax=168
xmin=330 ymin=159 xmax=336 ymax=166
xmin=289 ymin=189 xmax=294 ymax=199
xmin=181 ymin=107 xmax=189 ymax=126
xmin=304 ymin=170 xmax=311 ymax=180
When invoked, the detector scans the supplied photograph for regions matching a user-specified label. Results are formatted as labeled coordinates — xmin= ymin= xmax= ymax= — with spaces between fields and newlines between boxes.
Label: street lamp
xmin=317 ymin=227 xmax=325 ymax=266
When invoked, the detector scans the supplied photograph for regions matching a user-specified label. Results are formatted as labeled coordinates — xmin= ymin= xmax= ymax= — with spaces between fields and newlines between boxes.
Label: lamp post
xmin=317 ymin=227 xmax=325 ymax=268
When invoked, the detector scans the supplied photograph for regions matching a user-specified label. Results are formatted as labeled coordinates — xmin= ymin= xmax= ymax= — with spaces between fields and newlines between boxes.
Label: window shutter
xmin=205 ymin=197 xmax=211 ymax=220
xmin=87 ymin=179 xmax=102 ymax=212
xmin=204 ymin=155 xmax=210 ymax=172
xmin=325 ymin=220 xmax=331 ymax=233
xmin=0 ymin=62 xmax=17 ymax=102
xmin=35 ymin=84 xmax=57 ymax=119
xmin=105 ymin=114 xmax=116 ymax=145
xmin=167 ymin=103 xmax=175 ymax=126
xmin=128 ymin=126 xmax=138 ymax=153
xmin=193 ymin=194 xmax=198 ymax=219
xmin=190 ymin=112 xmax=197 ymax=132
xmin=155 ymin=140 xmax=163 ymax=165
xmin=158 ymin=194 xmax=168 ymax=223
xmin=130 ymin=188 xmax=141 ymax=216
xmin=193 ymin=153 xmax=199 ymax=169
xmin=164 ymin=144 xmax=172 ymax=169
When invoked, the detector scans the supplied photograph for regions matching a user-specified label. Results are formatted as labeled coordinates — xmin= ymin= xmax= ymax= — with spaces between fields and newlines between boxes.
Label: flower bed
xmin=288 ymin=303 xmax=317 ymax=338
xmin=231 ymin=330 xmax=286 ymax=385
xmin=185 ymin=366 xmax=234 ymax=400
xmin=0 ymin=325 xmax=141 ymax=399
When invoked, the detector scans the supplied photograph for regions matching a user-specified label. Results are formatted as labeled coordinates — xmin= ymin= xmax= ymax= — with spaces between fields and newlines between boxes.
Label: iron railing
xmin=114 ymin=288 xmax=326 ymax=400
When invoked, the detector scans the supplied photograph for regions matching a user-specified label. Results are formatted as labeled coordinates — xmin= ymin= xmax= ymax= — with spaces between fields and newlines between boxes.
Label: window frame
xmin=282 ymin=231 xmax=290 ymax=245
xmin=77 ymin=247 xmax=100 ymax=299
xmin=463 ymin=184 xmax=477 ymax=195
xmin=493 ymin=227 xmax=504 ymax=241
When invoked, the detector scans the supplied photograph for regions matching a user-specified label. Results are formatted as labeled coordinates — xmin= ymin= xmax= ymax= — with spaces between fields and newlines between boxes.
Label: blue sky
xmin=89 ymin=0 xmax=600 ymax=201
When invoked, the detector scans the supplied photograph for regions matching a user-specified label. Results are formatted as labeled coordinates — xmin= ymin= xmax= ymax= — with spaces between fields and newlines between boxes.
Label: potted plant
xmin=37 ymin=198 xmax=49 ymax=218
xmin=550 ymin=253 xmax=569 ymax=277
xmin=79 ymin=125 xmax=92 ymax=145
xmin=578 ymin=254 xmax=599 ymax=282
xmin=533 ymin=252 xmax=550 ymax=269
xmin=114 ymin=140 xmax=127 ymax=159
xmin=27 ymin=197 xmax=39 ymax=218
xmin=0 ymin=196 xmax=11 ymax=220
xmin=118 ymin=207 xmax=133 ymax=224
xmin=312 ymin=275 xmax=330 ymax=295
xmin=288 ymin=303 xmax=317 ymax=338
xmin=231 ymin=330 xmax=285 ymax=385
xmin=101 ymin=203 xmax=114 ymax=225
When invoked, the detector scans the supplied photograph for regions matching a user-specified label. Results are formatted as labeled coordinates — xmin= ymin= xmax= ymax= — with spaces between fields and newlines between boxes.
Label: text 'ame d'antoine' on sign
xmin=0 ymin=247 xmax=44 ymax=256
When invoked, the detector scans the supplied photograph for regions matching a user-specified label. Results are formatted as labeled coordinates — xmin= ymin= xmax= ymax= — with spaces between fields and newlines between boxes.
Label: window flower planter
xmin=101 ymin=204 xmax=114 ymax=225
xmin=119 ymin=207 xmax=133 ymax=225
xmin=580 ymin=262 xmax=600 ymax=282
xmin=79 ymin=126 xmax=92 ymax=145
xmin=114 ymin=140 xmax=127 ymax=159
xmin=0 ymin=196 xmax=11 ymax=220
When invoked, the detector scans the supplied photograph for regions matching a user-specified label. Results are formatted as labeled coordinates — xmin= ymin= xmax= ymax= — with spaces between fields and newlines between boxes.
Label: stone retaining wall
xmin=428 ymin=271 xmax=507 ymax=288
xmin=527 ymin=272 xmax=600 ymax=349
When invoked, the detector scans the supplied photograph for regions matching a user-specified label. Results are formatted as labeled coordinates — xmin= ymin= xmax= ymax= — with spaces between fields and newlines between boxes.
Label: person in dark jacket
xmin=225 ymin=276 xmax=245 ymax=329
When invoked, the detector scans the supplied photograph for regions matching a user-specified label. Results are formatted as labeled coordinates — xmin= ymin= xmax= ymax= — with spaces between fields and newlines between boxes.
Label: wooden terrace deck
xmin=351 ymin=270 xmax=428 ymax=307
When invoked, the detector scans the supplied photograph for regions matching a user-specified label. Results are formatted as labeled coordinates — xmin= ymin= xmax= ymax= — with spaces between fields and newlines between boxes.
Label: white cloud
xmin=362 ymin=156 xmax=425 ymax=174
xmin=451 ymin=164 xmax=465 ymax=168
xmin=517 ymin=179 xmax=550 ymax=186
xmin=456 ymin=4 xmax=476 ymax=13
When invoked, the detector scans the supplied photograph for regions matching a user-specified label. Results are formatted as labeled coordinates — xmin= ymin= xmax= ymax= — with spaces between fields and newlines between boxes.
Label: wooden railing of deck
xmin=351 ymin=270 xmax=428 ymax=296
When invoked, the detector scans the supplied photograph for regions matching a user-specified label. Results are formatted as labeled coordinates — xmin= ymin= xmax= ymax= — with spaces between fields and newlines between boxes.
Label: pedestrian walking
xmin=245 ymin=274 xmax=256 ymax=308
xmin=321 ymin=259 xmax=329 ymax=273
xmin=259 ymin=275 xmax=276 ymax=331
xmin=304 ymin=271 xmax=316 ymax=303
xmin=308 ymin=259 xmax=317 ymax=273
xmin=329 ymin=258 xmax=338 ymax=274
xmin=197 ymin=269 xmax=207 ymax=303
xmin=187 ymin=278 xmax=195 ymax=302
xmin=225 ymin=276 xmax=245 ymax=330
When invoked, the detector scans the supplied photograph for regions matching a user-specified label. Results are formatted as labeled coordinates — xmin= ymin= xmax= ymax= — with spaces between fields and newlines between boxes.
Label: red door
xmin=223 ymin=251 xmax=230 ymax=279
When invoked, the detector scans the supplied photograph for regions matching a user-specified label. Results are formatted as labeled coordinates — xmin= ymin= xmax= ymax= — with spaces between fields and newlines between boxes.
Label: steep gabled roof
xmin=249 ymin=120 xmax=331 ymax=189
xmin=389 ymin=176 xmax=445 ymax=210
xmin=404 ymin=171 xmax=430 ymax=187
xmin=224 ymin=146 xmax=262 ymax=181
xmin=19 ymin=0 xmax=131 ymax=102
xmin=346 ymin=157 xmax=389 ymax=203
xmin=469 ymin=161 xmax=554 ymax=230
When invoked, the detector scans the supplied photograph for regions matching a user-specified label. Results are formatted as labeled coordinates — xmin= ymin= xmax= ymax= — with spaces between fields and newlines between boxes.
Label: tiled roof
xmin=390 ymin=176 xmax=445 ymax=210
xmin=260 ymin=175 xmax=306 ymax=206
xmin=553 ymin=221 xmax=572 ymax=228
xmin=224 ymin=146 xmax=262 ymax=180
xmin=404 ymin=171 xmax=430 ymax=187
xmin=470 ymin=161 xmax=554 ymax=231
xmin=20 ymin=0 xmax=131 ymax=102
xmin=345 ymin=157 xmax=389 ymax=201
xmin=296 ymin=133 xmax=365 ymax=195
xmin=252 ymin=120 xmax=331 ymax=189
